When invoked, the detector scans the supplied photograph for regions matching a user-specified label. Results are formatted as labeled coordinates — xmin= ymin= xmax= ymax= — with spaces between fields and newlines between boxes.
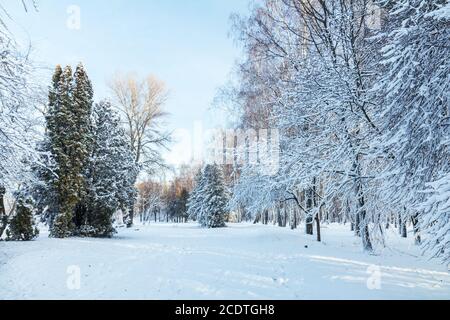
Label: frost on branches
xmin=0 ymin=4 xmax=42 ymax=240
xmin=223 ymin=0 xmax=450 ymax=263
xmin=375 ymin=0 xmax=450 ymax=261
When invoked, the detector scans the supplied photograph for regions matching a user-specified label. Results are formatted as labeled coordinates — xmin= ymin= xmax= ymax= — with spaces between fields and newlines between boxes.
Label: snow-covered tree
xmin=0 ymin=1 xmax=42 ymax=239
xmin=72 ymin=63 xmax=95 ymax=230
xmin=374 ymin=0 xmax=450 ymax=262
xmin=227 ymin=0 xmax=383 ymax=250
xmin=421 ymin=175 xmax=450 ymax=263
xmin=187 ymin=168 xmax=206 ymax=222
xmin=47 ymin=65 xmax=75 ymax=237
xmin=39 ymin=63 xmax=94 ymax=238
xmin=82 ymin=101 xmax=139 ymax=237
xmin=189 ymin=164 xmax=229 ymax=228
xmin=31 ymin=137 xmax=59 ymax=225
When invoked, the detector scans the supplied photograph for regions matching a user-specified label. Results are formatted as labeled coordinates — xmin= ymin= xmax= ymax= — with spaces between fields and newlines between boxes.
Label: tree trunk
xmin=398 ymin=215 xmax=403 ymax=235
xmin=305 ymin=187 xmax=314 ymax=235
xmin=0 ymin=185 xmax=7 ymax=239
xmin=400 ymin=208 xmax=408 ymax=238
xmin=277 ymin=206 xmax=283 ymax=227
xmin=401 ymin=222 xmax=407 ymax=238
xmin=305 ymin=217 xmax=313 ymax=234
xmin=291 ymin=209 xmax=298 ymax=230
xmin=313 ymin=178 xmax=321 ymax=242
xmin=315 ymin=214 xmax=321 ymax=242
xmin=253 ymin=213 xmax=261 ymax=224
xmin=358 ymin=206 xmax=372 ymax=252
xmin=356 ymin=180 xmax=372 ymax=252
xmin=355 ymin=212 xmax=361 ymax=237
xmin=411 ymin=214 xmax=421 ymax=245
xmin=263 ymin=210 xmax=269 ymax=225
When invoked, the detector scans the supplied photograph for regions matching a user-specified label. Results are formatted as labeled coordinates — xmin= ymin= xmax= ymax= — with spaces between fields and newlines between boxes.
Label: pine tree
xmin=47 ymin=63 xmax=94 ymax=238
xmin=72 ymin=63 xmax=94 ymax=230
xmin=187 ymin=168 xmax=206 ymax=222
xmin=202 ymin=164 xmax=229 ymax=228
xmin=49 ymin=65 xmax=76 ymax=238
xmin=179 ymin=188 xmax=189 ymax=223
xmin=83 ymin=101 xmax=138 ymax=237
xmin=0 ymin=185 xmax=7 ymax=238
xmin=6 ymin=192 xmax=39 ymax=241
xmin=32 ymin=65 xmax=62 ymax=225
xmin=188 ymin=164 xmax=229 ymax=228
xmin=31 ymin=137 xmax=59 ymax=225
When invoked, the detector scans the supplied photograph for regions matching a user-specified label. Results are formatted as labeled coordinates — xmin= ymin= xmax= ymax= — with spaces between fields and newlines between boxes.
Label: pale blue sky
xmin=5 ymin=0 xmax=251 ymax=165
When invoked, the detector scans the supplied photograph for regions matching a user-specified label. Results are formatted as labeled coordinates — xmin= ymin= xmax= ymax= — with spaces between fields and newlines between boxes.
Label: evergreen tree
xmin=37 ymin=65 xmax=138 ymax=238
xmin=49 ymin=65 xmax=76 ymax=238
xmin=178 ymin=188 xmax=189 ymax=223
xmin=6 ymin=192 xmax=39 ymax=241
xmin=187 ymin=168 xmax=206 ymax=222
xmin=201 ymin=164 xmax=229 ymax=228
xmin=31 ymin=137 xmax=59 ymax=225
xmin=72 ymin=63 xmax=94 ymax=230
xmin=188 ymin=164 xmax=229 ymax=228
xmin=32 ymin=65 xmax=62 ymax=225
xmin=47 ymin=63 xmax=93 ymax=238
xmin=82 ymin=101 xmax=139 ymax=237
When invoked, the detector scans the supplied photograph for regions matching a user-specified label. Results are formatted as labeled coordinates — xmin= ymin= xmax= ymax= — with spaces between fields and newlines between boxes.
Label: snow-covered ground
xmin=0 ymin=223 xmax=449 ymax=300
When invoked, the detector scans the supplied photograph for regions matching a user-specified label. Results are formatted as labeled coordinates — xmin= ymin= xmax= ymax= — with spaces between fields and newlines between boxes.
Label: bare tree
xmin=108 ymin=73 xmax=171 ymax=174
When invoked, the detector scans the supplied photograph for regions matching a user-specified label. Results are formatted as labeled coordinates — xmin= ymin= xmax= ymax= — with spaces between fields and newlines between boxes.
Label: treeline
xmin=136 ymin=167 xmax=194 ymax=224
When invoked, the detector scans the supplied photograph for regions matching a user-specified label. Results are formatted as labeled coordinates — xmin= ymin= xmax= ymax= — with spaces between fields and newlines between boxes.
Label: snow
xmin=0 ymin=223 xmax=449 ymax=300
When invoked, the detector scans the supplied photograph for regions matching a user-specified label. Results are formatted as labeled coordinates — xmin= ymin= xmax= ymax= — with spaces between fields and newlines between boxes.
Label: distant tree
xmin=178 ymin=188 xmax=189 ymax=223
xmin=187 ymin=168 xmax=205 ymax=222
xmin=31 ymin=137 xmax=59 ymax=225
xmin=108 ymin=73 xmax=171 ymax=173
xmin=188 ymin=164 xmax=229 ymax=228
